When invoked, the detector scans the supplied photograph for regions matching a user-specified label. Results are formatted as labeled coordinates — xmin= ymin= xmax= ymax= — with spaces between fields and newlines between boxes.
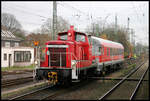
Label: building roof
xmin=1 ymin=30 xmax=22 ymax=41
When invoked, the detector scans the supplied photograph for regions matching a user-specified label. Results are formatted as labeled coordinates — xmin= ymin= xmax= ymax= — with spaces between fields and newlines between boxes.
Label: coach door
xmin=95 ymin=46 xmax=102 ymax=63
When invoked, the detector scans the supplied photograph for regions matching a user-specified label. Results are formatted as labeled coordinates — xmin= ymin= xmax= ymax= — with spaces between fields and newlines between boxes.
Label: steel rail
xmin=2 ymin=70 xmax=33 ymax=75
xmin=130 ymin=66 xmax=149 ymax=100
xmin=98 ymin=61 xmax=145 ymax=100
xmin=9 ymin=84 xmax=54 ymax=100
xmin=41 ymin=80 xmax=92 ymax=100
xmin=39 ymin=89 xmax=63 ymax=100
xmin=88 ymin=77 xmax=148 ymax=81
xmin=2 ymin=76 xmax=33 ymax=88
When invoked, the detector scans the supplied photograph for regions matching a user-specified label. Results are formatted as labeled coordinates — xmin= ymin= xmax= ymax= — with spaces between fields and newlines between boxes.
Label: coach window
xmin=109 ymin=48 xmax=111 ymax=56
xmin=107 ymin=48 xmax=109 ymax=56
xmin=110 ymin=48 xmax=112 ymax=56
xmin=120 ymin=49 xmax=121 ymax=55
xmin=113 ymin=48 xmax=115 ymax=56
xmin=117 ymin=49 xmax=118 ymax=55
xmin=101 ymin=47 xmax=104 ymax=55
xmin=99 ymin=47 xmax=101 ymax=55
xmin=121 ymin=49 xmax=122 ymax=55
xmin=116 ymin=49 xmax=118 ymax=55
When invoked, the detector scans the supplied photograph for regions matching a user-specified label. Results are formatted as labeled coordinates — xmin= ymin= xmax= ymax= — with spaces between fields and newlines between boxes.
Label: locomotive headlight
xmin=35 ymin=60 xmax=38 ymax=65
xmin=68 ymin=33 xmax=71 ymax=36
xmin=71 ymin=61 xmax=76 ymax=66
xmin=71 ymin=60 xmax=76 ymax=69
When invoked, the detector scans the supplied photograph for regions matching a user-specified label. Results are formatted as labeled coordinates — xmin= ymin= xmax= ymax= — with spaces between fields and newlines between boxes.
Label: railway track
xmin=2 ymin=76 xmax=33 ymax=88
xmin=2 ymin=70 xmax=33 ymax=76
xmin=4 ymin=58 xmax=147 ymax=100
xmin=98 ymin=60 xmax=149 ymax=100
xmin=9 ymin=79 xmax=93 ymax=100
xmin=9 ymin=84 xmax=55 ymax=100
xmin=41 ymin=80 xmax=92 ymax=100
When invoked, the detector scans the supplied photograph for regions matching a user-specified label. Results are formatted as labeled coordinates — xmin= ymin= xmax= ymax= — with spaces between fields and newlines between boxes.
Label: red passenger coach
xmin=34 ymin=26 xmax=124 ymax=84
xmin=91 ymin=36 xmax=124 ymax=74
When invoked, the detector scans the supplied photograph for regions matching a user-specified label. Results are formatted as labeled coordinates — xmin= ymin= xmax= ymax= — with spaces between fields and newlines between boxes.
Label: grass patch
xmin=1 ymin=64 xmax=35 ymax=72
xmin=121 ymin=64 xmax=136 ymax=76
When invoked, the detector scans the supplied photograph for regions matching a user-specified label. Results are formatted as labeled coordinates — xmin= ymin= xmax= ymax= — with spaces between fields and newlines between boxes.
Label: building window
xmin=14 ymin=51 xmax=31 ymax=62
xmin=5 ymin=42 xmax=10 ymax=47
xmin=4 ymin=54 xmax=7 ymax=60
xmin=24 ymin=51 xmax=31 ymax=62
xmin=15 ymin=42 xmax=19 ymax=47
xmin=15 ymin=51 xmax=21 ymax=62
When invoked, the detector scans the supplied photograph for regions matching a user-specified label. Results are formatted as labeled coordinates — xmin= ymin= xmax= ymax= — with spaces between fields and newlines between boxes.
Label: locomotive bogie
xmin=35 ymin=68 xmax=72 ymax=84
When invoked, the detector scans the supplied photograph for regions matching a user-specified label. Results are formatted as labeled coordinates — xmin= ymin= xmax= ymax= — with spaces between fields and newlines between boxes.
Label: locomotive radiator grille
xmin=49 ymin=48 xmax=66 ymax=67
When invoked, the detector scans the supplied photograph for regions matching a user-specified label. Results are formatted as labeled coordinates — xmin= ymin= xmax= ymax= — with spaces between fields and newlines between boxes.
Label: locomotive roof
xmin=91 ymin=36 xmax=124 ymax=49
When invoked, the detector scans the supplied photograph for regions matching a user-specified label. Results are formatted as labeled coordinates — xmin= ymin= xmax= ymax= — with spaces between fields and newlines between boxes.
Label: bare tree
xmin=85 ymin=20 xmax=105 ymax=37
xmin=1 ymin=13 xmax=26 ymax=39
xmin=1 ymin=13 xmax=22 ymax=33
xmin=21 ymin=33 xmax=50 ymax=47
xmin=40 ymin=16 xmax=70 ymax=35
xmin=85 ymin=21 xmax=134 ymax=57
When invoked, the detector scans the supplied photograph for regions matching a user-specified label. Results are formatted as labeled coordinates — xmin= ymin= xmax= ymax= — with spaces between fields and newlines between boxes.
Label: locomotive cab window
xmin=60 ymin=34 xmax=68 ymax=40
xmin=75 ymin=34 xmax=85 ymax=42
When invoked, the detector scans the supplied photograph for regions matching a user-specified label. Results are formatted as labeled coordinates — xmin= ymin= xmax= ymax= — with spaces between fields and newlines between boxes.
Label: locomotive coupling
xmin=48 ymin=72 xmax=58 ymax=85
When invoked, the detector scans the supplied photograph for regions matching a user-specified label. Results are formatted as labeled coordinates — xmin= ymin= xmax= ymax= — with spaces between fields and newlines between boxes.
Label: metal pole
xmin=127 ymin=17 xmax=130 ymax=41
xmin=53 ymin=1 xmax=57 ymax=40
xmin=36 ymin=46 xmax=38 ymax=67
xmin=115 ymin=14 xmax=117 ymax=35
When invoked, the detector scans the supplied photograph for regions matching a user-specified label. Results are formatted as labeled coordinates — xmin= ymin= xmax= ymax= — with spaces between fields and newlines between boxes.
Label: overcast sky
xmin=1 ymin=1 xmax=149 ymax=46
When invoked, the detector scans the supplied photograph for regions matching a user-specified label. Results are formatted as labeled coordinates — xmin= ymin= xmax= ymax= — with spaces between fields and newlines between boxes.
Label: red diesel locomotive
xmin=34 ymin=26 xmax=124 ymax=84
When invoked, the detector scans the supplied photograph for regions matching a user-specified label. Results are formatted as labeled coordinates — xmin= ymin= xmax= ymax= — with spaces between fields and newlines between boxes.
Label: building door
xmin=8 ymin=54 xmax=12 ymax=67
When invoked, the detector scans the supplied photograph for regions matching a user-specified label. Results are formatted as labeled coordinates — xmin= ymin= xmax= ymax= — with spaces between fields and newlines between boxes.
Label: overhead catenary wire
xmin=2 ymin=1 xmax=148 ymax=45
xmin=57 ymin=2 xmax=90 ymax=22
xmin=131 ymin=2 xmax=142 ymax=23
xmin=57 ymin=2 xmax=91 ymax=31
xmin=2 ymin=5 xmax=49 ymax=19
xmin=2 ymin=10 xmax=44 ymax=25
xmin=11 ymin=3 xmax=52 ymax=15
xmin=58 ymin=2 xmax=88 ymax=15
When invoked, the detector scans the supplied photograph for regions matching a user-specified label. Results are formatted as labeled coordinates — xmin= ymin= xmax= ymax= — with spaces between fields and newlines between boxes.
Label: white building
xmin=1 ymin=30 xmax=34 ymax=67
